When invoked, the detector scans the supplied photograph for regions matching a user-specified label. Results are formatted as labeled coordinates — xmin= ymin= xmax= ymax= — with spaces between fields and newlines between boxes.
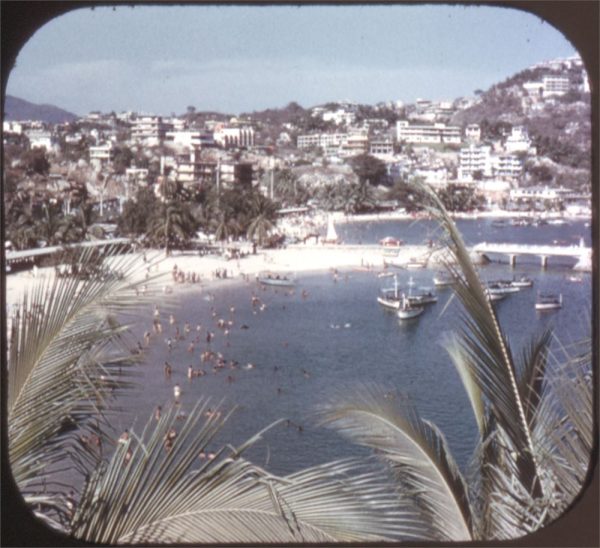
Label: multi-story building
xmin=131 ymin=116 xmax=172 ymax=146
xmin=369 ymin=139 xmax=394 ymax=156
xmin=297 ymin=133 xmax=346 ymax=149
xmin=465 ymin=124 xmax=481 ymax=143
xmin=25 ymin=129 xmax=54 ymax=150
xmin=492 ymin=154 xmax=523 ymax=179
xmin=458 ymin=144 xmax=492 ymax=179
xmin=504 ymin=126 xmax=532 ymax=154
xmin=396 ymin=121 xmax=461 ymax=145
xmin=542 ymin=76 xmax=570 ymax=97
xmin=340 ymin=131 xmax=369 ymax=157
xmin=175 ymin=149 xmax=254 ymax=187
xmin=165 ymin=130 xmax=215 ymax=149
xmin=89 ymin=141 xmax=114 ymax=170
xmin=213 ymin=125 xmax=255 ymax=148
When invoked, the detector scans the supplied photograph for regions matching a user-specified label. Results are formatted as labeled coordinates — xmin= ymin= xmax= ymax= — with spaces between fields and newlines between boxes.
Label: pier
xmin=472 ymin=241 xmax=592 ymax=271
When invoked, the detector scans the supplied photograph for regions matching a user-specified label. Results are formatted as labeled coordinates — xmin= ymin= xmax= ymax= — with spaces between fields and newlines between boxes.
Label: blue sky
xmin=6 ymin=4 xmax=577 ymax=116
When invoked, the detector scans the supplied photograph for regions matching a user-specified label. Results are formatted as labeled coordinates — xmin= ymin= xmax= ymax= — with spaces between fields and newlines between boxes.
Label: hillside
xmin=3 ymin=95 xmax=78 ymax=124
xmin=450 ymin=62 xmax=591 ymax=174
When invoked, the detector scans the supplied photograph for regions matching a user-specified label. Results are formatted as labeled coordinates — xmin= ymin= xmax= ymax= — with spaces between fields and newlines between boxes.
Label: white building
xmin=322 ymin=109 xmax=356 ymax=126
xmin=458 ymin=144 xmax=492 ymax=179
xmin=89 ymin=141 xmax=114 ymax=169
xmin=509 ymin=186 xmax=571 ymax=202
xmin=396 ymin=121 xmax=461 ymax=145
xmin=492 ymin=154 xmax=523 ymax=179
xmin=504 ymin=126 xmax=532 ymax=154
xmin=213 ymin=125 xmax=255 ymax=148
xmin=297 ymin=133 xmax=346 ymax=149
xmin=542 ymin=76 xmax=570 ymax=97
xmin=25 ymin=130 xmax=54 ymax=150
xmin=3 ymin=121 xmax=23 ymax=134
xmin=165 ymin=130 xmax=204 ymax=149
xmin=131 ymin=116 xmax=172 ymax=146
xmin=370 ymin=140 xmax=394 ymax=156
xmin=465 ymin=124 xmax=481 ymax=143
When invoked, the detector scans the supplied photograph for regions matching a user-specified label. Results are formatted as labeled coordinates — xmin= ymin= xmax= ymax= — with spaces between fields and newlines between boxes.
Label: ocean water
xmin=115 ymin=218 xmax=593 ymax=476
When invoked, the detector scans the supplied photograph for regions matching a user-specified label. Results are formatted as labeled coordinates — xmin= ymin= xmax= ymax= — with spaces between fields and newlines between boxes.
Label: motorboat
xmin=407 ymin=290 xmax=438 ymax=306
xmin=377 ymin=271 xmax=395 ymax=278
xmin=510 ymin=275 xmax=534 ymax=288
xmin=486 ymin=289 xmax=506 ymax=302
xmin=486 ymin=280 xmax=521 ymax=295
xmin=397 ymin=294 xmax=424 ymax=319
xmin=535 ymin=293 xmax=562 ymax=311
xmin=433 ymin=272 xmax=454 ymax=287
xmin=257 ymin=273 xmax=296 ymax=287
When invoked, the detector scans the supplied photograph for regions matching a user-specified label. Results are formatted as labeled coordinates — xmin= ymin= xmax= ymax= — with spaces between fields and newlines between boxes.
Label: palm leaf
xmin=318 ymin=383 xmax=473 ymax=541
xmin=8 ymin=246 xmax=165 ymax=508
xmin=72 ymin=400 xmax=416 ymax=544
xmin=414 ymin=182 xmax=545 ymax=499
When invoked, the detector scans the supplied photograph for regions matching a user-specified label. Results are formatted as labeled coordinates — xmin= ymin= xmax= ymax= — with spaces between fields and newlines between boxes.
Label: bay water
xmin=116 ymin=218 xmax=592 ymax=476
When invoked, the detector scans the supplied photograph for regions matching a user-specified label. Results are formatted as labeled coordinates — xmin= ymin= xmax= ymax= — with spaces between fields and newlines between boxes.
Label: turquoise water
xmin=115 ymin=218 xmax=593 ymax=476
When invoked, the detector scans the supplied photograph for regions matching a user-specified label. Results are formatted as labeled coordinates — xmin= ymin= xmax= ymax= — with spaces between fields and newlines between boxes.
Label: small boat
xmin=568 ymin=275 xmax=583 ymax=283
xmin=258 ymin=273 xmax=296 ymax=287
xmin=323 ymin=215 xmax=340 ymax=244
xmin=486 ymin=280 xmax=521 ymax=294
xmin=547 ymin=218 xmax=569 ymax=226
xmin=407 ymin=291 xmax=438 ymax=306
xmin=433 ymin=272 xmax=454 ymax=287
xmin=535 ymin=293 xmax=562 ymax=311
xmin=486 ymin=290 xmax=506 ymax=302
xmin=377 ymin=271 xmax=395 ymax=278
xmin=510 ymin=275 xmax=534 ymax=288
xmin=397 ymin=294 xmax=424 ymax=319
xmin=405 ymin=260 xmax=427 ymax=270
xmin=491 ymin=220 xmax=509 ymax=228
xmin=380 ymin=236 xmax=403 ymax=248
xmin=377 ymin=275 xmax=401 ymax=310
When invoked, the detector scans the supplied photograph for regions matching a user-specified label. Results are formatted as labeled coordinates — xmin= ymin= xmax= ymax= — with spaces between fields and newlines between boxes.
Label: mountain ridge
xmin=4 ymin=95 xmax=78 ymax=124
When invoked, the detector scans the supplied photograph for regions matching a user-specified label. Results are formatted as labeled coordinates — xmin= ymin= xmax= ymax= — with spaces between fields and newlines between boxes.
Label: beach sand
xmin=5 ymin=243 xmax=440 ymax=315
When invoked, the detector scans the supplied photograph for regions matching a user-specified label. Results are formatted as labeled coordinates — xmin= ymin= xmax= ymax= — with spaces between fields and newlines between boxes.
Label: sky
xmin=6 ymin=4 xmax=578 ymax=116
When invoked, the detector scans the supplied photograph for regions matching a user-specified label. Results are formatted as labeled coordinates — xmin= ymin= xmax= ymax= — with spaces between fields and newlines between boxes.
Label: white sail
xmin=324 ymin=215 xmax=339 ymax=243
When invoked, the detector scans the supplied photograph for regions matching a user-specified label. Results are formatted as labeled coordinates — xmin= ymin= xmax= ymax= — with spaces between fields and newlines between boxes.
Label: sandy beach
xmin=5 ymin=243 xmax=441 ymax=315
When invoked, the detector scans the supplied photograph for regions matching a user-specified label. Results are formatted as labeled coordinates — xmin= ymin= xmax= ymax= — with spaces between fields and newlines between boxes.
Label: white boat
xmin=377 ymin=275 xmax=401 ymax=310
xmin=397 ymin=294 xmax=424 ymax=319
xmin=510 ymin=275 xmax=534 ymax=288
xmin=377 ymin=271 xmax=395 ymax=278
xmin=535 ymin=293 xmax=562 ymax=311
xmin=257 ymin=273 xmax=296 ymax=287
xmin=486 ymin=280 xmax=521 ymax=295
xmin=323 ymin=215 xmax=340 ymax=244
xmin=433 ymin=272 xmax=454 ymax=287
xmin=407 ymin=291 xmax=438 ymax=306
xmin=486 ymin=290 xmax=506 ymax=302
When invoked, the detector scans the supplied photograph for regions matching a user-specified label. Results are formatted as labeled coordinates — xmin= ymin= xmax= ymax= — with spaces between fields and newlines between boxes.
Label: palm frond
xmin=413 ymin=182 xmax=544 ymax=499
xmin=72 ymin=400 xmax=415 ymax=544
xmin=318 ymin=383 xmax=473 ymax=541
xmin=8 ymin=246 xmax=165 ymax=503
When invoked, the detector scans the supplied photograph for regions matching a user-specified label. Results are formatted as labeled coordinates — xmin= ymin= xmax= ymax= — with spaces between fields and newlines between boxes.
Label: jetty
xmin=472 ymin=241 xmax=591 ymax=271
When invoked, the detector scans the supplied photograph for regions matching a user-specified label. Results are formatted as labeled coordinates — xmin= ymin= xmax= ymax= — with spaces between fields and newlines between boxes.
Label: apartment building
xmin=89 ymin=141 xmax=114 ymax=169
xmin=542 ymin=76 xmax=570 ymax=96
xmin=297 ymin=133 xmax=346 ymax=149
xmin=396 ymin=121 xmax=461 ymax=144
xmin=369 ymin=139 xmax=394 ymax=156
xmin=504 ymin=126 xmax=532 ymax=154
xmin=131 ymin=116 xmax=172 ymax=145
xmin=175 ymin=149 xmax=254 ymax=187
xmin=465 ymin=124 xmax=481 ymax=143
xmin=213 ymin=125 xmax=255 ymax=148
xmin=458 ymin=144 xmax=492 ymax=179
xmin=492 ymin=154 xmax=523 ymax=179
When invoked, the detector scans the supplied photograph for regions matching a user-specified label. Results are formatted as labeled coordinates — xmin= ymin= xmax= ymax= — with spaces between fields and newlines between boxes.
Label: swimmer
xmin=173 ymin=384 xmax=181 ymax=400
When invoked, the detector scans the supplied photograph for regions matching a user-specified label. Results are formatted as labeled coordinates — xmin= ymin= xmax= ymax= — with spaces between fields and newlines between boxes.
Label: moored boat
xmin=535 ymin=293 xmax=562 ymax=311
xmin=486 ymin=280 xmax=521 ymax=294
xmin=510 ymin=275 xmax=533 ymax=288
xmin=433 ymin=272 xmax=454 ymax=287
xmin=397 ymin=294 xmax=424 ymax=319
xmin=377 ymin=275 xmax=401 ymax=310
xmin=379 ymin=236 xmax=403 ymax=247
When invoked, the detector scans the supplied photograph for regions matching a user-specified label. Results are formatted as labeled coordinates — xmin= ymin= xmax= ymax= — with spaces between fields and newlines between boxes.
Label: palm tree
xmin=147 ymin=199 xmax=197 ymax=254
xmin=319 ymin=183 xmax=592 ymax=541
xmin=246 ymin=192 xmax=277 ymax=247
xmin=7 ymin=246 xmax=413 ymax=543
